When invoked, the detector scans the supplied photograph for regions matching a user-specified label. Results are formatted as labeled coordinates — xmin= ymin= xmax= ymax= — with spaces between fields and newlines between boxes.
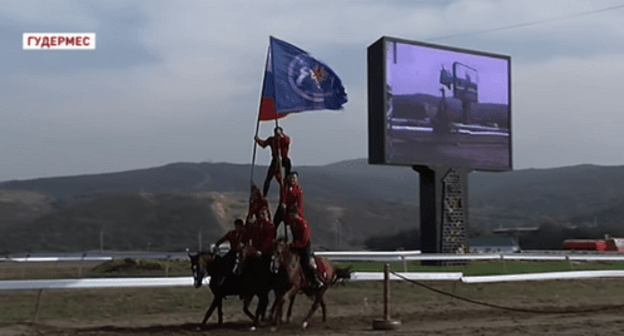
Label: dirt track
xmin=3 ymin=280 xmax=624 ymax=335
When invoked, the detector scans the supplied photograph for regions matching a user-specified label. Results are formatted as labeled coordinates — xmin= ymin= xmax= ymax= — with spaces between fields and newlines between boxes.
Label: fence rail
xmin=7 ymin=250 xmax=624 ymax=263
xmin=4 ymin=269 xmax=624 ymax=291
xmin=4 ymin=251 xmax=624 ymax=291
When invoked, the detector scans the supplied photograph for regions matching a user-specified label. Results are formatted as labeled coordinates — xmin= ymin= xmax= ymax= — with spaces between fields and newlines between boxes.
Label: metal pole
xmin=100 ymin=228 xmax=104 ymax=252
xmin=78 ymin=253 xmax=86 ymax=277
xmin=250 ymin=116 xmax=261 ymax=185
xmin=198 ymin=231 xmax=202 ymax=252
xmin=372 ymin=264 xmax=401 ymax=330
xmin=383 ymin=263 xmax=389 ymax=320
xmin=33 ymin=289 xmax=44 ymax=322
xmin=165 ymin=255 xmax=171 ymax=277
xmin=250 ymin=44 xmax=272 ymax=185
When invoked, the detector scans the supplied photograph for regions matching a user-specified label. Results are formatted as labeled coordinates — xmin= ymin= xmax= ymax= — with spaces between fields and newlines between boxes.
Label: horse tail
xmin=332 ymin=265 xmax=352 ymax=285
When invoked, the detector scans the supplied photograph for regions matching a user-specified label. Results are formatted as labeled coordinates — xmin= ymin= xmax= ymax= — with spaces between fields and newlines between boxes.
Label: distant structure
xmin=492 ymin=227 xmax=539 ymax=250
xmin=469 ymin=237 xmax=519 ymax=253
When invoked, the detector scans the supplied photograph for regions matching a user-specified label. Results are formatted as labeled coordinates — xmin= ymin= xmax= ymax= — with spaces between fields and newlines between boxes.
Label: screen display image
xmin=382 ymin=38 xmax=511 ymax=171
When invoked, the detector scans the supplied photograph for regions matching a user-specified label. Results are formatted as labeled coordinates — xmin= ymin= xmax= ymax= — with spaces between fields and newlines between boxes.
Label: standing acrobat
xmin=274 ymin=172 xmax=304 ymax=237
xmin=255 ymin=127 xmax=292 ymax=196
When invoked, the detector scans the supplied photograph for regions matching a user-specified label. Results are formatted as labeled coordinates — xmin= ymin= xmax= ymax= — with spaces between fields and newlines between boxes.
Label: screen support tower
xmin=413 ymin=165 xmax=470 ymax=266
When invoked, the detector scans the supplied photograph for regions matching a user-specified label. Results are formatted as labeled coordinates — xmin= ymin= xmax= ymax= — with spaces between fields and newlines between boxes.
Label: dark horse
xmin=270 ymin=237 xmax=351 ymax=328
xmin=188 ymin=249 xmax=269 ymax=328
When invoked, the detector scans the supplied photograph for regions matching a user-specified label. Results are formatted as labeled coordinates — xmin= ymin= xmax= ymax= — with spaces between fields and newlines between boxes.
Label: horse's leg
xmin=302 ymin=291 xmax=326 ymax=329
xmin=202 ymin=297 xmax=219 ymax=324
xmin=262 ymin=287 xmax=274 ymax=321
xmin=286 ymin=295 xmax=296 ymax=323
xmin=255 ymin=292 xmax=269 ymax=327
xmin=320 ymin=295 xmax=327 ymax=323
xmin=277 ymin=286 xmax=298 ymax=324
xmin=302 ymin=300 xmax=320 ymax=328
xmin=217 ymin=297 xmax=223 ymax=325
xmin=268 ymin=293 xmax=277 ymax=321
xmin=273 ymin=296 xmax=284 ymax=326
xmin=242 ymin=295 xmax=256 ymax=322
xmin=274 ymin=288 xmax=293 ymax=326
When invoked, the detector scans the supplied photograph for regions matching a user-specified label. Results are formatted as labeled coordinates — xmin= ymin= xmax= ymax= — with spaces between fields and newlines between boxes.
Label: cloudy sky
xmin=2 ymin=0 xmax=624 ymax=182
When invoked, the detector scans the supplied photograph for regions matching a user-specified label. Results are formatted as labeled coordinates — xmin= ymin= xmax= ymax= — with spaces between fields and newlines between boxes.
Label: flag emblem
xmin=311 ymin=65 xmax=326 ymax=89
xmin=287 ymin=54 xmax=337 ymax=103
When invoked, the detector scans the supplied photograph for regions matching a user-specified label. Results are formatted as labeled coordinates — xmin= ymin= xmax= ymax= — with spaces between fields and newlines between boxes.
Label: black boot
xmin=310 ymin=273 xmax=324 ymax=290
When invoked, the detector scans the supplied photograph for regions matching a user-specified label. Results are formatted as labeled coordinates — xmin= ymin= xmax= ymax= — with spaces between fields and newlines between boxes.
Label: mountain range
xmin=1 ymin=159 xmax=624 ymax=253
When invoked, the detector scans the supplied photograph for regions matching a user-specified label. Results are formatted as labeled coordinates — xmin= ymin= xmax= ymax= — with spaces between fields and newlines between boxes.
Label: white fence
xmin=8 ymin=250 xmax=624 ymax=263
xmin=4 ymin=251 xmax=624 ymax=291
xmin=5 ymin=269 xmax=624 ymax=291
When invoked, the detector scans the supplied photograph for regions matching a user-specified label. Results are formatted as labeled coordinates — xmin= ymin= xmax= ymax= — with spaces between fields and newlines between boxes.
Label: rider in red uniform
xmin=215 ymin=218 xmax=245 ymax=253
xmin=274 ymin=172 xmax=304 ymax=236
xmin=247 ymin=185 xmax=270 ymax=223
xmin=215 ymin=219 xmax=246 ymax=274
xmin=255 ymin=127 xmax=292 ymax=197
xmin=245 ymin=208 xmax=275 ymax=257
xmin=286 ymin=205 xmax=323 ymax=289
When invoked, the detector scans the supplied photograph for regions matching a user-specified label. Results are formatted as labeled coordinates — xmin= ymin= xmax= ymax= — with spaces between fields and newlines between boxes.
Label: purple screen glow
xmin=383 ymin=39 xmax=511 ymax=171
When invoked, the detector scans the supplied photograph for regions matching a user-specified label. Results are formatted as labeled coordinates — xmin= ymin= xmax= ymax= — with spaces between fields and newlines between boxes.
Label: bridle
xmin=190 ymin=253 xmax=211 ymax=288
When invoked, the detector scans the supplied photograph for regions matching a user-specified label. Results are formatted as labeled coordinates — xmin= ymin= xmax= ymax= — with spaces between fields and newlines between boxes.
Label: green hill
xmin=1 ymin=160 xmax=624 ymax=253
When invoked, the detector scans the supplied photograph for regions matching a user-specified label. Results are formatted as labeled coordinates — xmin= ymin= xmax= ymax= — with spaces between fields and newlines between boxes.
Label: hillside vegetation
xmin=1 ymin=160 xmax=624 ymax=253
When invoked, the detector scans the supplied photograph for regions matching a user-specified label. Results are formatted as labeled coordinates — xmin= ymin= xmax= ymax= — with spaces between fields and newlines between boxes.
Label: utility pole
xmin=198 ymin=230 xmax=202 ymax=252
xmin=99 ymin=228 xmax=104 ymax=252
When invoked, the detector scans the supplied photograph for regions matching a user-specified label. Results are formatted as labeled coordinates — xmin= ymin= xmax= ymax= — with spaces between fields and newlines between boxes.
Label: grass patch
xmin=0 ymin=287 xmax=215 ymax=322
xmin=4 ymin=279 xmax=624 ymax=323
xmin=0 ymin=259 xmax=193 ymax=280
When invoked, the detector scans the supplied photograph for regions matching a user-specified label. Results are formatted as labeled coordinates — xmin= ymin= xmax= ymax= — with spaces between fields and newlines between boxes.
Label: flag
xmin=259 ymin=45 xmax=289 ymax=121
xmin=258 ymin=36 xmax=348 ymax=121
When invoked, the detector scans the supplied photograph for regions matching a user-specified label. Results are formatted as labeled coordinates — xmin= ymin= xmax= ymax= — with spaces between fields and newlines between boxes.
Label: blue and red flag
xmin=259 ymin=36 xmax=348 ymax=121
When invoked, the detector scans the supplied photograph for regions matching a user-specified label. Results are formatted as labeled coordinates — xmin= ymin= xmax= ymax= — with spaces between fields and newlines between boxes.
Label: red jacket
xmin=216 ymin=229 xmax=244 ymax=250
xmin=248 ymin=196 xmax=270 ymax=221
xmin=256 ymin=134 xmax=291 ymax=159
xmin=289 ymin=216 xmax=310 ymax=249
xmin=278 ymin=134 xmax=291 ymax=158
xmin=281 ymin=183 xmax=304 ymax=217
xmin=245 ymin=218 xmax=275 ymax=254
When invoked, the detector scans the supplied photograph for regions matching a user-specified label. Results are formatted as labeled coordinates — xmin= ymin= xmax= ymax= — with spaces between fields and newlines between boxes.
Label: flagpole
xmin=250 ymin=49 xmax=271 ymax=187
xmin=250 ymin=114 xmax=261 ymax=187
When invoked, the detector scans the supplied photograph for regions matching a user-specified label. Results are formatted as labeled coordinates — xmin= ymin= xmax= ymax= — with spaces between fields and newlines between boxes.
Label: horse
xmin=187 ymin=249 xmax=269 ymax=327
xmin=237 ymin=243 xmax=272 ymax=326
xmin=270 ymin=237 xmax=351 ymax=328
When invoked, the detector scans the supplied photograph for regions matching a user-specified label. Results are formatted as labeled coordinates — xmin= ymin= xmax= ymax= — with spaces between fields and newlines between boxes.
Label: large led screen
xmin=368 ymin=37 xmax=511 ymax=171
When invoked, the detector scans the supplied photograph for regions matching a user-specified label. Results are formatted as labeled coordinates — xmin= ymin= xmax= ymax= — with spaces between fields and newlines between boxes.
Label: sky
xmin=387 ymin=40 xmax=509 ymax=103
xmin=2 ymin=0 xmax=624 ymax=182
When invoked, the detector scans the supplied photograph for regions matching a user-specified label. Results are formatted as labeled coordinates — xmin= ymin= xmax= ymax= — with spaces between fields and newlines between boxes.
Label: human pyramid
xmin=214 ymin=126 xmax=324 ymax=289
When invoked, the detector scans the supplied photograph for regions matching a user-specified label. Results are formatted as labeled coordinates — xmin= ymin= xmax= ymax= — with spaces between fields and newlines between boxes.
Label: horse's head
xmin=271 ymin=237 xmax=289 ymax=273
xmin=188 ymin=250 xmax=216 ymax=288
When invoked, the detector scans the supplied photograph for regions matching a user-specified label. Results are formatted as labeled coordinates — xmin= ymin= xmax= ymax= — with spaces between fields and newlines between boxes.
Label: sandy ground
xmin=3 ymin=280 xmax=624 ymax=336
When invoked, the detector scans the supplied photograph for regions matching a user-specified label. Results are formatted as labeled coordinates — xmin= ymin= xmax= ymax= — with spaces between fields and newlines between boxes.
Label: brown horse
xmin=270 ymin=237 xmax=351 ymax=328
xmin=188 ymin=249 xmax=268 ymax=328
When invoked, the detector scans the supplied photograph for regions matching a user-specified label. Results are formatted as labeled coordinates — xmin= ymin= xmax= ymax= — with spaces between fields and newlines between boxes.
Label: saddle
xmin=313 ymin=256 xmax=331 ymax=283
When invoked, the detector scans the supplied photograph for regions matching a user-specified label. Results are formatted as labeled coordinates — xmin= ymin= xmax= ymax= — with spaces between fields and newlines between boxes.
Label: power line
xmin=427 ymin=3 xmax=624 ymax=41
